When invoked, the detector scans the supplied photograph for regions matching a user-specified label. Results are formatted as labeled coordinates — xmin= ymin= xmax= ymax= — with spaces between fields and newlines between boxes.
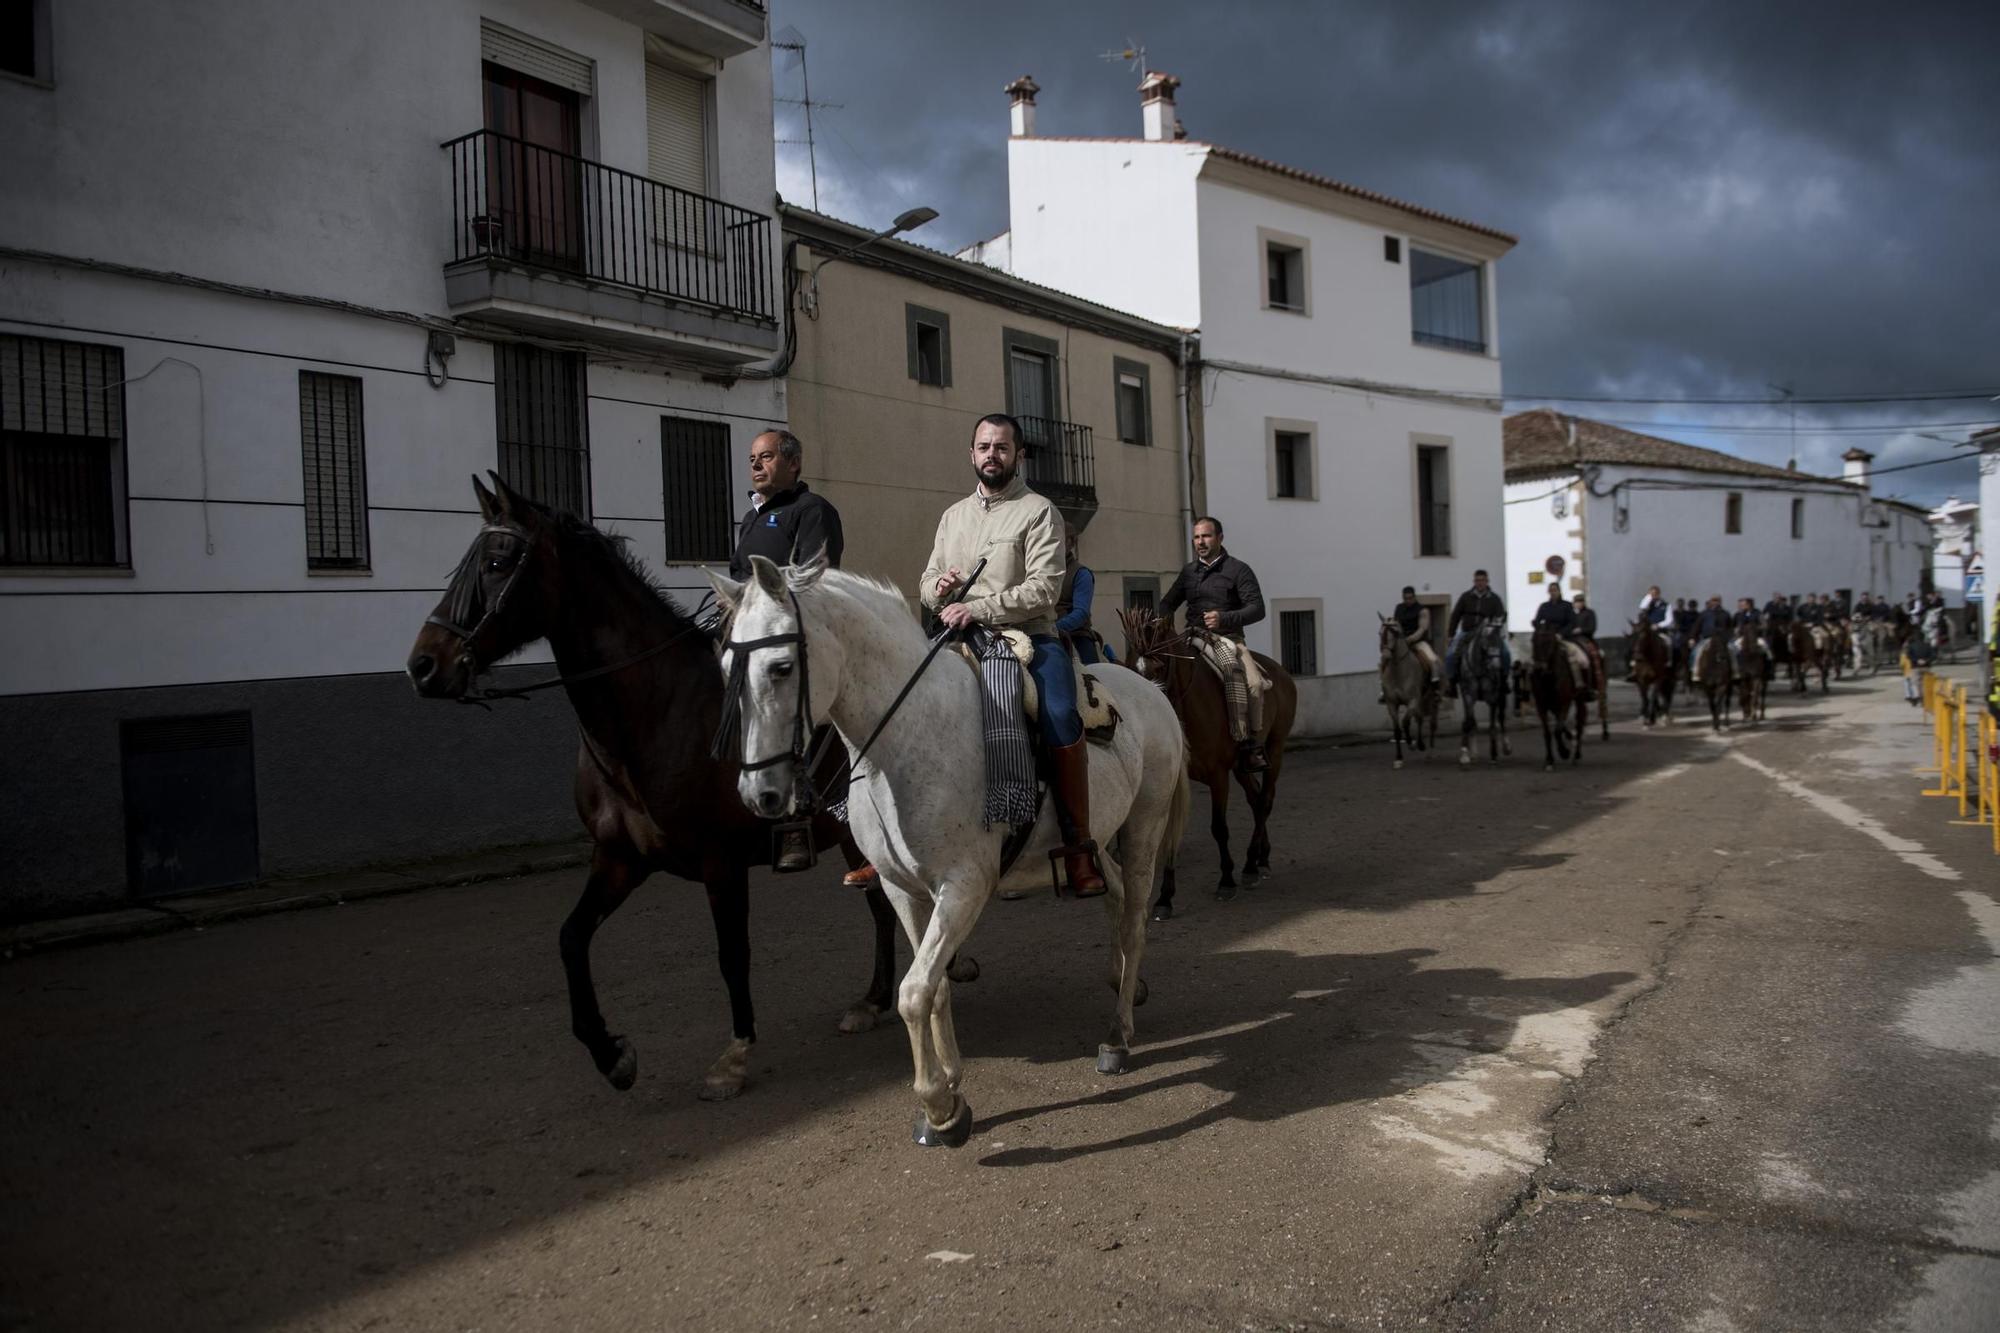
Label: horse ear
xmin=488 ymin=470 xmax=529 ymax=519
xmin=705 ymin=566 xmax=747 ymax=615
xmin=472 ymin=473 xmax=500 ymax=522
xmin=748 ymin=554 xmax=787 ymax=600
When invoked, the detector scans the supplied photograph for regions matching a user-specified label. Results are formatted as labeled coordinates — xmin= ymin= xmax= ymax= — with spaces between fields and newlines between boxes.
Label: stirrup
xmin=1049 ymin=840 xmax=1106 ymax=899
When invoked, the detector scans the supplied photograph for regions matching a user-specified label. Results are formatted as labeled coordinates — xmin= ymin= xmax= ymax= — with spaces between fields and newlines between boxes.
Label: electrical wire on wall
xmin=104 ymin=356 xmax=212 ymax=555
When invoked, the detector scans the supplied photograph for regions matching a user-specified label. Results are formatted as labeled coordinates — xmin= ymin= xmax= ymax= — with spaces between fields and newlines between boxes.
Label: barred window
xmin=495 ymin=344 xmax=589 ymax=517
xmin=1280 ymin=608 xmax=1318 ymax=676
xmin=660 ymin=415 xmax=732 ymax=562
xmin=1 ymin=333 xmax=128 ymax=567
xmin=298 ymin=372 xmax=369 ymax=569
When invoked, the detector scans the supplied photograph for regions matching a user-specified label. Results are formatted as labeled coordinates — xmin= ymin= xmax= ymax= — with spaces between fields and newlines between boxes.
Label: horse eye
xmin=769 ymin=659 xmax=795 ymax=679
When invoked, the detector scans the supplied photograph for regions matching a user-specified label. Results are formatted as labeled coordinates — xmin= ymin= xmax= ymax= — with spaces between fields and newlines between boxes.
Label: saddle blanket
xmin=972 ymin=628 xmax=1119 ymax=736
xmin=965 ymin=629 xmax=1040 ymax=829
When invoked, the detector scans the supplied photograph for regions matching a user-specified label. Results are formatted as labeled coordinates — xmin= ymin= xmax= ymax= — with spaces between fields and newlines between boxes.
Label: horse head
xmin=1119 ymin=607 xmax=1184 ymax=684
xmin=1378 ymin=615 xmax=1410 ymax=665
xmin=407 ymin=473 xmax=569 ymax=698
xmin=708 ymin=554 xmax=839 ymax=820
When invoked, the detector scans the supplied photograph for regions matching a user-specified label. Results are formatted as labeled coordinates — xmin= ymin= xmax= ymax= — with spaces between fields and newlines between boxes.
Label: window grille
xmin=298 ymin=372 xmax=369 ymax=569
xmin=1274 ymin=430 xmax=1310 ymax=499
xmin=1417 ymin=444 xmax=1452 ymax=555
xmin=1280 ymin=609 xmax=1318 ymax=676
xmin=1725 ymin=492 xmax=1743 ymax=534
xmin=661 ymin=415 xmax=732 ymax=562
xmin=0 ymin=333 xmax=126 ymax=567
xmin=494 ymin=344 xmax=589 ymax=518
xmin=1410 ymin=249 xmax=1485 ymax=351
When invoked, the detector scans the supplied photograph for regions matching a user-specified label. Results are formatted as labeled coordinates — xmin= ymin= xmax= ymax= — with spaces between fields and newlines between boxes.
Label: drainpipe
xmin=1175 ymin=331 xmax=1197 ymax=531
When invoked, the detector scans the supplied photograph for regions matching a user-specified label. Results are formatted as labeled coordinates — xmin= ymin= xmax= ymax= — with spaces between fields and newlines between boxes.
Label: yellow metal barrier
xmin=1980 ymin=711 xmax=2000 ymax=854
xmin=1923 ymin=683 xmax=1969 ymax=815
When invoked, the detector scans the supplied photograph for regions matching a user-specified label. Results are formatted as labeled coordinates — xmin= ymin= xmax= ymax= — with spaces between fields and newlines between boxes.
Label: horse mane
xmin=541 ymin=504 xmax=703 ymax=631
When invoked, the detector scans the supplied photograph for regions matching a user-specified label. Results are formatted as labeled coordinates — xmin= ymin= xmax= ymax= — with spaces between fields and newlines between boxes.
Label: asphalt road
xmin=4 ymin=669 xmax=1996 ymax=1331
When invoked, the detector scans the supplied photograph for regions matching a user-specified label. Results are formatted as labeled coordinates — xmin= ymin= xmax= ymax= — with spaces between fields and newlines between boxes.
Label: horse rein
xmin=429 ymin=521 xmax=713 ymax=708
xmin=714 ymin=556 xmax=989 ymax=814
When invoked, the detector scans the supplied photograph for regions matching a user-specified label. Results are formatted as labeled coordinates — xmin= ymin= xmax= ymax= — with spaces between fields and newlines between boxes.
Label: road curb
xmin=1 ymin=842 xmax=591 ymax=961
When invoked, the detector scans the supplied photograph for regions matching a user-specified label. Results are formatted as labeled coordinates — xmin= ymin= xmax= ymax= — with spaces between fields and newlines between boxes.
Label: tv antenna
xmin=773 ymin=27 xmax=840 ymax=210
xmin=1099 ymin=39 xmax=1148 ymax=77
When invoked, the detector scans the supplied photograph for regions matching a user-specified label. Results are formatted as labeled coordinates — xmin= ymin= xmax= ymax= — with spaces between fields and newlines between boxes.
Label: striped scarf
xmin=969 ymin=628 xmax=1041 ymax=830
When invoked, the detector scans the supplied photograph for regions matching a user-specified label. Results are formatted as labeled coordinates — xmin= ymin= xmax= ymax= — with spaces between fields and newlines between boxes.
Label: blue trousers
xmin=1029 ymin=634 xmax=1083 ymax=747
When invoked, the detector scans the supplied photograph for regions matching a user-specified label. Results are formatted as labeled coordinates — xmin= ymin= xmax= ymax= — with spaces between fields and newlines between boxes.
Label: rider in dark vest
xmin=1445 ymin=569 xmax=1509 ymax=683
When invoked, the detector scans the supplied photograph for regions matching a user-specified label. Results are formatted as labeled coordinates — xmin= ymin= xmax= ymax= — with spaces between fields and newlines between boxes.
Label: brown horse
xmin=1734 ymin=624 xmax=1768 ymax=724
xmin=404 ymin=476 xmax=948 ymax=1100
xmin=1629 ymin=617 xmax=1676 ymax=725
xmin=1528 ymin=627 xmax=1593 ymax=769
xmin=1119 ymin=610 xmax=1297 ymax=917
xmin=1693 ymin=632 xmax=1734 ymax=731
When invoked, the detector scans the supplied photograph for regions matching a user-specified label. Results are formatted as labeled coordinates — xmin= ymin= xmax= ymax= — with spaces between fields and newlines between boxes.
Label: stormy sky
xmin=769 ymin=0 xmax=1998 ymax=510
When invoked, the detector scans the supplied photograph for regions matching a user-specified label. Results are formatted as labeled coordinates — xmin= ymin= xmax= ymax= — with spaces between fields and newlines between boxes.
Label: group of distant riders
xmin=1382 ymin=574 xmax=1961 ymax=707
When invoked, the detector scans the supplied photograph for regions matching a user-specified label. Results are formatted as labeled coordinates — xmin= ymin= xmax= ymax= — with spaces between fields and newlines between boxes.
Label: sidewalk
xmin=0 ymin=838 xmax=592 ymax=960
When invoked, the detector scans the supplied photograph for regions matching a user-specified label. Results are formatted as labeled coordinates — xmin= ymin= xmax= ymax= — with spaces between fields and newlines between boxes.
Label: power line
xmin=1589 ymin=415 xmax=2000 ymax=435
xmin=1507 ymin=388 xmax=2000 ymax=406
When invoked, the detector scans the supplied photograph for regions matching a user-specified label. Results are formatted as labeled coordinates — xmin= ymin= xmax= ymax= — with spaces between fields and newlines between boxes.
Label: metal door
xmin=121 ymin=711 xmax=259 ymax=899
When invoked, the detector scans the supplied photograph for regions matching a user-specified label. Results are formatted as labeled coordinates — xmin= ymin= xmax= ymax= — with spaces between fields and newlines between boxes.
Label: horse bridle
xmin=713 ymin=589 xmax=821 ymax=817
xmin=427 ymin=522 xmax=534 ymax=658
xmin=426 ymin=520 xmax=710 ymax=706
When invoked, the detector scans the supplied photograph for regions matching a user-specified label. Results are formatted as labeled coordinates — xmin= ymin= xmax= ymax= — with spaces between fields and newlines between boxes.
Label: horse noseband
xmin=715 ymin=590 xmax=819 ymax=811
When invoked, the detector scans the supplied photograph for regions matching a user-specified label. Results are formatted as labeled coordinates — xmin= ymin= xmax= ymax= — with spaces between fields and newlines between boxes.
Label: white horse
xmin=711 ymin=556 xmax=1190 ymax=1148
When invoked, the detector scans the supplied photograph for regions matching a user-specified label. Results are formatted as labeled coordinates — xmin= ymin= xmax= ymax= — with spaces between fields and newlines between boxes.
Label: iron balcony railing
xmin=1019 ymin=415 xmax=1095 ymax=508
xmin=443 ymin=129 xmax=776 ymax=324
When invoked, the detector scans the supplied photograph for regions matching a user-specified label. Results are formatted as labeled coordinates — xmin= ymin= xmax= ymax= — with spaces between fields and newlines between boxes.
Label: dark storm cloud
xmin=771 ymin=0 xmax=1999 ymax=505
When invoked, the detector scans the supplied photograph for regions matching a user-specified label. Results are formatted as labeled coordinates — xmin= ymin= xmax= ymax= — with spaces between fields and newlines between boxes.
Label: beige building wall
xmin=783 ymin=232 xmax=1192 ymax=650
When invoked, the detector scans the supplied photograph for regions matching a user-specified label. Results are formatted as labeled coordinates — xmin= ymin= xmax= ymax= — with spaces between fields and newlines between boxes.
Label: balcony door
xmin=483 ymin=62 xmax=583 ymax=269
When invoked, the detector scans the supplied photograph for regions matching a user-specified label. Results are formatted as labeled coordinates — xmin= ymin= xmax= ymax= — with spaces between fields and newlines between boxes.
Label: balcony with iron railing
xmin=441 ymin=130 xmax=779 ymax=361
xmin=1019 ymin=415 xmax=1096 ymax=513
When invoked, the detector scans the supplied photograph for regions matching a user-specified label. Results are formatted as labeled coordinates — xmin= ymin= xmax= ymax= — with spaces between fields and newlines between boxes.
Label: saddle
xmin=1188 ymin=630 xmax=1271 ymax=699
xmin=955 ymin=629 xmax=1120 ymax=743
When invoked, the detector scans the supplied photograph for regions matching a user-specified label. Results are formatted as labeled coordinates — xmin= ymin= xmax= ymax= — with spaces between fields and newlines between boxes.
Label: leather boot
xmin=773 ymin=824 xmax=813 ymax=873
xmin=1237 ymin=738 xmax=1268 ymax=772
xmin=1048 ymin=739 xmax=1106 ymax=899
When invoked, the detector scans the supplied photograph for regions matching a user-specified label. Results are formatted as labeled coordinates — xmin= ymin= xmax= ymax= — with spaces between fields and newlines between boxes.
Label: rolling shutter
xmin=646 ymin=61 xmax=709 ymax=195
xmin=481 ymin=20 xmax=594 ymax=96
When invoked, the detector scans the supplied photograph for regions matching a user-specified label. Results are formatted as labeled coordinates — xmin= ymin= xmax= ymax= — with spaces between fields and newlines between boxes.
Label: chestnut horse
xmin=1528 ymin=626 xmax=1594 ymax=769
xmin=1787 ymin=621 xmax=1829 ymax=694
xmin=1629 ymin=617 xmax=1676 ymax=725
xmin=405 ymin=476 xmax=952 ymax=1100
xmin=1735 ymin=623 xmax=1768 ymax=724
xmin=1120 ymin=610 xmax=1298 ymax=917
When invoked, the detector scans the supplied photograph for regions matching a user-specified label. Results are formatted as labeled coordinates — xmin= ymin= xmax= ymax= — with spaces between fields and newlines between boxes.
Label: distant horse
xmin=1629 ymin=617 xmax=1677 ymax=725
xmin=1529 ymin=626 xmax=1597 ymax=769
xmin=405 ymin=475 xmax=920 ymax=1102
xmin=1693 ymin=632 xmax=1734 ymax=731
xmin=1826 ymin=620 xmax=1852 ymax=679
xmin=1454 ymin=618 xmax=1513 ymax=766
xmin=1788 ymin=621 xmax=1829 ymax=694
xmin=1734 ymin=624 xmax=1768 ymax=725
xmin=1121 ymin=609 xmax=1298 ymax=914
xmin=1378 ymin=618 xmax=1438 ymax=769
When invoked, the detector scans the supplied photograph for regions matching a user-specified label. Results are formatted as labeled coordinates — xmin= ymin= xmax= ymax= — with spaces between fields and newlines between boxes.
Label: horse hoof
xmin=604 ymin=1036 xmax=638 ymax=1091
xmin=1393 ymin=758 xmax=1404 ymax=770
xmin=698 ymin=1037 xmax=752 ymax=1101
xmin=1214 ymin=883 xmax=1237 ymax=901
xmin=837 ymin=1002 xmax=885 ymax=1035
xmin=1097 ymin=1045 xmax=1130 ymax=1076
xmin=1544 ymin=762 xmax=1555 ymax=772
xmin=1151 ymin=901 xmax=1173 ymax=922
xmin=1458 ymin=752 xmax=1471 ymax=768
xmin=946 ymin=954 xmax=982 ymax=985
xmin=912 ymin=1098 xmax=973 ymax=1148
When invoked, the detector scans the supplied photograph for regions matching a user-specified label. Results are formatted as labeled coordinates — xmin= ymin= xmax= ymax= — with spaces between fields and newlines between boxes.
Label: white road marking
xmin=1727 ymin=751 xmax=1961 ymax=881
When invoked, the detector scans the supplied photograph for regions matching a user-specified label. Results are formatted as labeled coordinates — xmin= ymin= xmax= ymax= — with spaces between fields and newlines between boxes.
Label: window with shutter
xmin=1 ymin=333 xmax=128 ymax=567
xmin=298 ymin=372 xmax=369 ymax=570
xmin=646 ymin=61 xmax=709 ymax=195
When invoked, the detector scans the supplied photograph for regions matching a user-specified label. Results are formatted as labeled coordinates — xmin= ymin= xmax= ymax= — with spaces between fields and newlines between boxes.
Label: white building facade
xmin=970 ymin=74 xmax=1516 ymax=735
xmin=0 ymin=0 xmax=782 ymax=919
xmin=1503 ymin=412 xmax=1934 ymax=641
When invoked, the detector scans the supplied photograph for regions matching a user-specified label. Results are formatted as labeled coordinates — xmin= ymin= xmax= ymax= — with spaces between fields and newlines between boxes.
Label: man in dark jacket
xmin=729 ymin=429 xmax=844 ymax=579
xmin=730 ymin=429 xmax=860 ymax=880
xmin=1531 ymin=585 xmax=1595 ymax=699
xmin=1159 ymin=515 xmax=1269 ymax=769
xmin=1445 ymin=569 xmax=1509 ymax=684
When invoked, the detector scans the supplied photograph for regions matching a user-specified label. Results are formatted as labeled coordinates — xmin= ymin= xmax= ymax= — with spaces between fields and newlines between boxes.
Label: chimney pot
xmin=1841 ymin=446 xmax=1874 ymax=490
xmin=1005 ymin=75 xmax=1039 ymax=137
xmin=1139 ymin=70 xmax=1180 ymax=142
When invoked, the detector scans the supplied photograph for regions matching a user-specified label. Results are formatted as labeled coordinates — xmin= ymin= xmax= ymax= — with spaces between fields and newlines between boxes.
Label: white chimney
xmin=1140 ymin=70 xmax=1180 ymax=142
xmin=1842 ymin=446 xmax=1874 ymax=490
xmin=1006 ymin=74 xmax=1039 ymax=138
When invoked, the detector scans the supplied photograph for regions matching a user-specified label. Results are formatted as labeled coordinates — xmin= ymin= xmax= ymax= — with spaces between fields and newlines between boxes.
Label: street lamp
xmin=804 ymin=206 xmax=938 ymax=314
